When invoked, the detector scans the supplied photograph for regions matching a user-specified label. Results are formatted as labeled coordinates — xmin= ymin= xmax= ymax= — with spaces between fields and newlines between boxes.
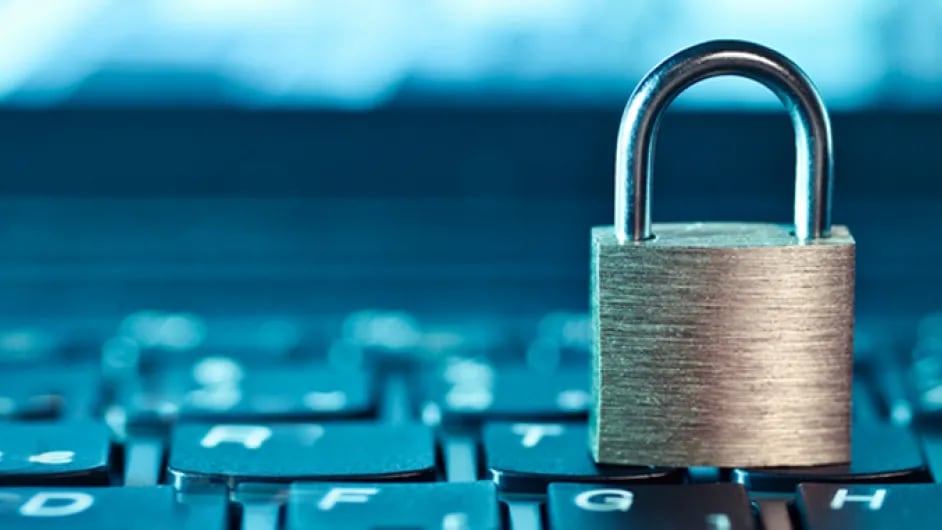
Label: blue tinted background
xmin=0 ymin=1 xmax=938 ymax=324
xmin=0 ymin=0 xmax=940 ymax=109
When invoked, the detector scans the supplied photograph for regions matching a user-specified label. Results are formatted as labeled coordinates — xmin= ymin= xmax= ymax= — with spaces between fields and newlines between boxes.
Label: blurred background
xmin=1 ymin=0 xmax=941 ymax=108
xmin=0 ymin=0 xmax=939 ymax=329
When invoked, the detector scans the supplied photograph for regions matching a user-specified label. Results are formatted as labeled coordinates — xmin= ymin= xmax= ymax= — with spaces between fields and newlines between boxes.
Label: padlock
xmin=589 ymin=40 xmax=854 ymax=468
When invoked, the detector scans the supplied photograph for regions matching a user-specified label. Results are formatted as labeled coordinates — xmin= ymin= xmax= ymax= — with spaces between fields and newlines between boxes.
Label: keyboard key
xmin=797 ymin=482 xmax=942 ymax=530
xmin=915 ymin=433 xmax=942 ymax=482
xmin=482 ymin=422 xmax=682 ymax=493
xmin=872 ymin=365 xmax=915 ymax=427
xmin=179 ymin=364 xmax=374 ymax=421
xmin=335 ymin=313 xmax=515 ymax=371
xmin=0 ymin=366 xmax=98 ymax=420
xmin=422 ymin=321 xmax=515 ymax=359
xmin=0 ymin=486 xmax=227 ymax=530
xmin=530 ymin=311 xmax=591 ymax=367
xmin=286 ymin=481 xmax=500 ymax=530
xmin=340 ymin=310 xmax=423 ymax=368
xmin=756 ymin=499 xmax=793 ymax=530
xmin=121 ymin=362 xmax=374 ymax=429
xmin=113 ymin=311 xmax=307 ymax=372
xmin=425 ymin=361 xmax=589 ymax=424
xmin=853 ymin=378 xmax=885 ymax=426
xmin=0 ymin=422 xmax=113 ymax=485
xmin=731 ymin=422 xmax=929 ymax=492
xmin=910 ymin=349 xmax=942 ymax=422
xmin=342 ymin=310 xmax=421 ymax=347
xmin=853 ymin=317 xmax=907 ymax=368
xmin=546 ymin=483 xmax=755 ymax=529
xmin=0 ymin=328 xmax=60 ymax=365
xmin=167 ymin=422 xmax=436 ymax=489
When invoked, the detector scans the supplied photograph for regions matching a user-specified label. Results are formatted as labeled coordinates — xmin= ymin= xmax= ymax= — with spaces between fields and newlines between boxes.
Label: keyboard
xmin=0 ymin=308 xmax=939 ymax=529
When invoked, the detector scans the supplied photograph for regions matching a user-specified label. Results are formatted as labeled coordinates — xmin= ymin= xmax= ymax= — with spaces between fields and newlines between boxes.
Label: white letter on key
xmin=830 ymin=488 xmax=887 ymax=511
xmin=28 ymin=451 xmax=75 ymax=465
xmin=511 ymin=423 xmax=564 ymax=448
xmin=200 ymin=425 xmax=272 ymax=449
xmin=19 ymin=492 xmax=95 ymax=517
xmin=574 ymin=489 xmax=634 ymax=512
xmin=317 ymin=487 xmax=380 ymax=511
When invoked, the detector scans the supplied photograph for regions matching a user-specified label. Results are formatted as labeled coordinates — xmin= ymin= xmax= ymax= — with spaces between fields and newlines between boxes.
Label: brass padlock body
xmin=589 ymin=222 xmax=854 ymax=467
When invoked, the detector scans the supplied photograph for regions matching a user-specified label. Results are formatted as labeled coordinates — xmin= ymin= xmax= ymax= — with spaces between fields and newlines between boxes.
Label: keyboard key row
xmin=547 ymin=482 xmax=942 ymax=530
xmin=5 ymin=361 xmax=593 ymax=428
xmin=0 ymin=483 xmax=500 ymax=530
xmin=7 ymin=357 xmax=907 ymax=433
xmin=0 ymin=421 xmax=439 ymax=487
xmin=483 ymin=421 xmax=929 ymax=494
xmin=3 ymin=481 xmax=939 ymax=530
xmin=0 ymin=310 xmax=583 ymax=370
xmin=0 ymin=367 xmax=98 ymax=421
xmin=0 ymin=420 xmax=931 ymax=494
xmin=118 ymin=363 xmax=374 ymax=429
xmin=5 ymin=356 xmax=594 ymax=431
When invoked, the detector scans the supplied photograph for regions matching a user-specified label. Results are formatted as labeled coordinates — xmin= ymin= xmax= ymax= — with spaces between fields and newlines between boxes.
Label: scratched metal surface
xmin=590 ymin=223 xmax=854 ymax=467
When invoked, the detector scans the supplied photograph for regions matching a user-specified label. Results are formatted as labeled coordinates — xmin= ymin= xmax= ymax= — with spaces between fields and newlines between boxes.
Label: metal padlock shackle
xmin=614 ymin=40 xmax=833 ymax=242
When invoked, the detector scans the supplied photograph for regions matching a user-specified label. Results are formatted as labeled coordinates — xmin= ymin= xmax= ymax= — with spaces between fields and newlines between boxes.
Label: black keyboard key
xmin=286 ymin=481 xmax=500 ymax=530
xmin=756 ymin=500 xmax=793 ymax=530
xmin=0 ymin=366 xmax=97 ymax=420
xmin=731 ymin=422 xmax=929 ymax=491
xmin=797 ymin=482 xmax=942 ymax=530
xmin=546 ymin=483 xmax=755 ymax=529
xmin=426 ymin=361 xmax=589 ymax=424
xmin=0 ymin=422 xmax=113 ymax=485
xmin=482 ymin=422 xmax=682 ymax=493
xmin=168 ymin=422 xmax=436 ymax=489
xmin=0 ymin=486 xmax=227 ymax=529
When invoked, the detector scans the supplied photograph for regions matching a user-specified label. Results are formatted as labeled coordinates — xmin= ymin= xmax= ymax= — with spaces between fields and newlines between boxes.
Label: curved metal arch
xmin=614 ymin=40 xmax=833 ymax=242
